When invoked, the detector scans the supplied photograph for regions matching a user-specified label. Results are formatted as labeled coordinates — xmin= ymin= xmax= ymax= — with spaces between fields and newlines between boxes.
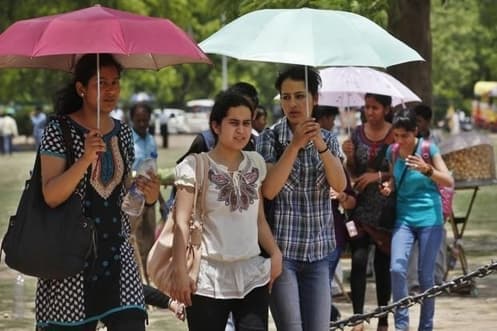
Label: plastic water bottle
xmin=122 ymin=182 xmax=146 ymax=217
xmin=13 ymin=273 xmax=25 ymax=319
xmin=122 ymin=152 xmax=157 ymax=216
xmin=136 ymin=152 xmax=158 ymax=180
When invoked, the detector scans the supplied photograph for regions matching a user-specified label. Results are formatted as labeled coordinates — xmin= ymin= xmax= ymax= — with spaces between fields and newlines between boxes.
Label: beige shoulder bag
xmin=147 ymin=153 xmax=209 ymax=294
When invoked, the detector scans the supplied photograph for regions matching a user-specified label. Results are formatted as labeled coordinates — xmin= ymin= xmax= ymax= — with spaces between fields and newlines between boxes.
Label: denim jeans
xmin=269 ymin=256 xmax=331 ymax=331
xmin=2 ymin=135 xmax=13 ymax=154
xmin=328 ymin=247 xmax=343 ymax=284
xmin=391 ymin=224 xmax=443 ymax=331
xmin=407 ymin=227 xmax=447 ymax=290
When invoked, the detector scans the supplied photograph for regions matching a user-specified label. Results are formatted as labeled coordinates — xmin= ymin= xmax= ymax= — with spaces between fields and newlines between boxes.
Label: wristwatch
xmin=423 ymin=165 xmax=434 ymax=177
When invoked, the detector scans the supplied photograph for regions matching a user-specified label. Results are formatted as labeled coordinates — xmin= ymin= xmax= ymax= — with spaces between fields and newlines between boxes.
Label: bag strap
xmin=192 ymin=153 xmax=209 ymax=225
xmin=420 ymin=139 xmax=432 ymax=165
xmin=391 ymin=143 xmax=400 ymax=164
xmin=390 ymin=143 xmax=408 ymax=190
xmin=272 ymin=130 xmax=285 ymax=161
xmin=30 ymin=116 xmax=74 ymax=184
xmin=200 ymin=153 xmax=210 ymax=220
xmin=58 ymin=116 xmax=75 ymax=168
xmin=396 ymin=139 xmax=421 ymax=190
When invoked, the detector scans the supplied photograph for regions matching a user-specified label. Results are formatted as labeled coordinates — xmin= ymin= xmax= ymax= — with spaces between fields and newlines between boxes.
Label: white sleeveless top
xmin=175 ymin=151 xmax=270 ymax=299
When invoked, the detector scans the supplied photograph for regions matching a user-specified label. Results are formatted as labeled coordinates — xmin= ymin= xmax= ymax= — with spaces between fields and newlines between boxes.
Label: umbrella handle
xmin=96 ymin=53 xmax=101 ymax=130
xmin=305 ymin=66 xmax=310 ymax=118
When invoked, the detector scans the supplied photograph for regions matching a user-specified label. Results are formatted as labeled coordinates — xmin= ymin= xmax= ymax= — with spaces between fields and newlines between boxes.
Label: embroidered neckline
xmin=90 ymin=136 xmax=124 ymax=199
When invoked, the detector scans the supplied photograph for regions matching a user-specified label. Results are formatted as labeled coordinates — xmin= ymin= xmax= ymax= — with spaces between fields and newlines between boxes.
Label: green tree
xmin=1 ymin=0 xmax=496 ymax=123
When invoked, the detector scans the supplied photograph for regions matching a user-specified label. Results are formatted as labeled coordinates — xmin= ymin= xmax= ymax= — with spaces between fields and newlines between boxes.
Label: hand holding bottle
xmin=122 ymin=152 xmax=159 ymax=216
xmin=135 ymin=172 xmax=160 ymax=205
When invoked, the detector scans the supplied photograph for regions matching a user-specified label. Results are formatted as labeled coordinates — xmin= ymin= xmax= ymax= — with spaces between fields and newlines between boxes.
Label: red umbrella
xmin=0 ymin=5 xmax=211 ymax=71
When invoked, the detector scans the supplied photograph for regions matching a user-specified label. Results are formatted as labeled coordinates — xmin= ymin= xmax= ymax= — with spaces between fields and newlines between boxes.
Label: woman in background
xmin=381 ymin=109 xmax=453 ymax=331
xmin=342 ymin=93 xmax=394 ymax=331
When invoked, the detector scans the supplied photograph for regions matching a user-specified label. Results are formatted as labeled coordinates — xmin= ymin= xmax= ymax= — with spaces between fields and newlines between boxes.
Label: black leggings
xmin=349 ymin=234 xmax=391 ymax=326
xmin=186 ymin=285 xmax=269 ymax=331
xmin=37 ymin=309 xmax=146 ymax=331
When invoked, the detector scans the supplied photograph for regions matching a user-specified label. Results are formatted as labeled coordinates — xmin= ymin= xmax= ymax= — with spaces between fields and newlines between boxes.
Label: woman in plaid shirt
xmin=256 ymin=65 xmax=346 ymax=331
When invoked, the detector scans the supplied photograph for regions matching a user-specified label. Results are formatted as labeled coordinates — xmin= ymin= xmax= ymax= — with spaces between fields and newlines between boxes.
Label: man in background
xmin=1 ymin=109 xmax=18 ymax=155
xmin=129 ymin=102 xmax=159 ymax=283
xmin=30 ymin=105 xmax=47 ymax=150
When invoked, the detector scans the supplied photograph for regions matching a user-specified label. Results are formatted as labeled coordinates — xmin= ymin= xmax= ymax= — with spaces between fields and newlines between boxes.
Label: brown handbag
xmin=147 ymin=153 xmax=209 ymax=294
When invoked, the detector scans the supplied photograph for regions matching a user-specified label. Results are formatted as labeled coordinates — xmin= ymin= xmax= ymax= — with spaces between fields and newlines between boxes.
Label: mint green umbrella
xmin=200 ymin=8 xmax=423 ymax=68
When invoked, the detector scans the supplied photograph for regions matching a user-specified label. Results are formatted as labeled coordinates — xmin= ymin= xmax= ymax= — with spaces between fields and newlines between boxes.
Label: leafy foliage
xmin=431 ymin=0 xmax=497 ymax=114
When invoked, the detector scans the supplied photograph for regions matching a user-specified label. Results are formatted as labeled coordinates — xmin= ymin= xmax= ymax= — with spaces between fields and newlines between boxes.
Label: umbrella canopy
xmin=199 ymin=8 xmax=423 ymax=68
xmin=474 ymin=81 xmax=497 ymax=97
xmin=0 ymin=5 xmax=211 ymax=71
xmin=319 ymin=67 xmax=421 ymax=107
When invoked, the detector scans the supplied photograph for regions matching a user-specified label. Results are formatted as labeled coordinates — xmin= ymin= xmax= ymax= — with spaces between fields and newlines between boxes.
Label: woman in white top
xmin=167 ymin=90 xmax=282 ymax=331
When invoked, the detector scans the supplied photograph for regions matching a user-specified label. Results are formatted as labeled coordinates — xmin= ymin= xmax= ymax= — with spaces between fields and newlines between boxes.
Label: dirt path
xmin=331 ymin=255 xmax=497 ymax=330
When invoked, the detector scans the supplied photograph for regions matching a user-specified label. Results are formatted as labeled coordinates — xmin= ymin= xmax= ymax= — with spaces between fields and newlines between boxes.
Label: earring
xmin=80 ymin=93 xmax=84 ymax=97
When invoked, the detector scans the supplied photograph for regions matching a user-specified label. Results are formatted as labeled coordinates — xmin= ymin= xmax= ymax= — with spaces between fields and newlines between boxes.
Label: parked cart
xmin=440 ymin=132 xmax=497 ymax=295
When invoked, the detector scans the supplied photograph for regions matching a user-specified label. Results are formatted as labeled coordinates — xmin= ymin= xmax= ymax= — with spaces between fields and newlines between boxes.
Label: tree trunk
xmin=387 ymin=0 xmax=432 ymax=107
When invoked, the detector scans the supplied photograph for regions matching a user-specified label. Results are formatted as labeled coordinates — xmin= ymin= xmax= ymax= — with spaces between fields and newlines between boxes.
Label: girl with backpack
xmin=380 ymin=108 xmax=454 ymax=331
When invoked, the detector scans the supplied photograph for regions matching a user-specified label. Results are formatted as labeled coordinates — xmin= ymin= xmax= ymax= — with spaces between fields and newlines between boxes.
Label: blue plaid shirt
xmin=257 ymin=118 xmax=341 ymax=262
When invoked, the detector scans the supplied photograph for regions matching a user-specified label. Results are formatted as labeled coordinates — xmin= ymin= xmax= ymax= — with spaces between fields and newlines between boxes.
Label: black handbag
xmin=1 ymin=117 xmax=96 ymax=279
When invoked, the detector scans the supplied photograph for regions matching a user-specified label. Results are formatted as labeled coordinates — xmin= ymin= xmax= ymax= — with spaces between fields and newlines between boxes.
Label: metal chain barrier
xmin=330 ymin=260 xmax=497 ymax=330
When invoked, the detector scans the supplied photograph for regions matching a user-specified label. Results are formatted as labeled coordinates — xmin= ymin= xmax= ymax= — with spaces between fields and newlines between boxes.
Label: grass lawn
xmin=0 ymin=133 xmax=496 ymax=330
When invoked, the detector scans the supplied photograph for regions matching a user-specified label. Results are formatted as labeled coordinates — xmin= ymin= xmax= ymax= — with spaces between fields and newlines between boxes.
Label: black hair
xmin=412 ymin=104 xmax=433 ymax=121
xmin=130 ymin=102 xmax=152 ymax=119
xmin=209 ymin=90 xmax=254 ymax=138
xmin=254 ymin=105 xmax=267 ymax=120
xmin=365 ymin=93 xmax=392 ymax=108
xmin=312 ymin=105 xmax=339 ymax=119
xmin=227 ymin=82 xmax=259 ymax=110
xmin=275 ymin=65 xmax=321 ymax=97
xmin=53 ymin=54 xmax=123 ymax=115
xmin=392 ymin=108 xmax=417 ymax=132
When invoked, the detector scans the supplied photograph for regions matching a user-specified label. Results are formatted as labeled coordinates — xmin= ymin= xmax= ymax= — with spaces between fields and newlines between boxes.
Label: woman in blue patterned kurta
xmin=36 ymin=54 xmax=160 ymax=330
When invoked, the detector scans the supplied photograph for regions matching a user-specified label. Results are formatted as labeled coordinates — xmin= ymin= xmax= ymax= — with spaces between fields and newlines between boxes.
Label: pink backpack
xmin=420 ymin=140 xmax=455 ymax=219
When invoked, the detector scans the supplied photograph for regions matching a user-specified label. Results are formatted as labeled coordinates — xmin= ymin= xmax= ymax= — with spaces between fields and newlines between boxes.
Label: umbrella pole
xmin=92 ymin=53 xmax=102 ymax=183
xmin=97 ymin=53 xmax=101 ymax=130
xmin=305 ymin=65 xmax=309 ymax=117
xmin=346 ymin=93 xmax=351 ymax=136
